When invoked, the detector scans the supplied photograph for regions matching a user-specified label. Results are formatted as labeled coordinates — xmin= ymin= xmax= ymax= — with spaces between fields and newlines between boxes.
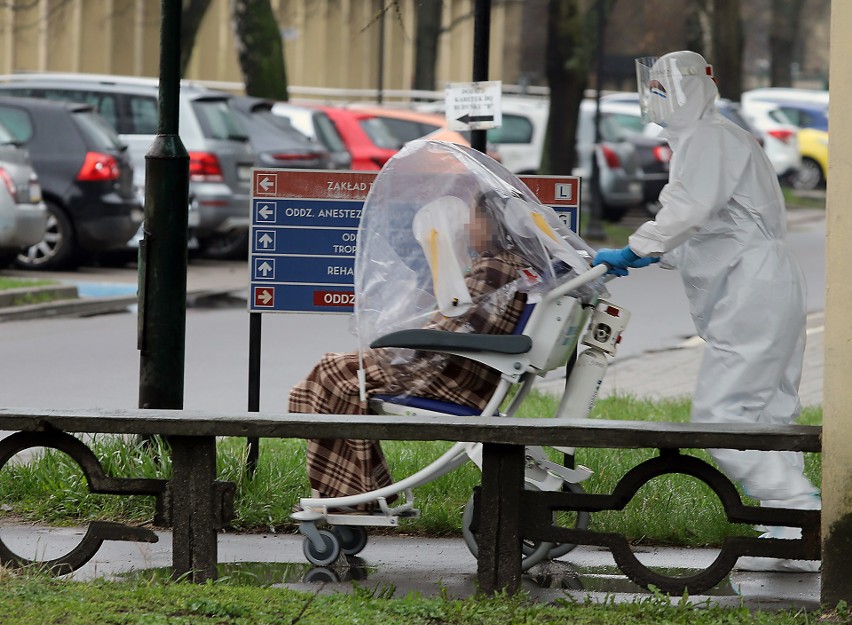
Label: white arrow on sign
xmin=258 ymin=233 xmax=274 ymax=248
xmin=257 ymin=261 xmax=273 ymax=276
xmin=259 ymin=176 xmax=274 ymax=191
xmin=258 ymin=289 xmax=273 ymax=305
xmin=258 ymin=205 xmax=274 ymax=220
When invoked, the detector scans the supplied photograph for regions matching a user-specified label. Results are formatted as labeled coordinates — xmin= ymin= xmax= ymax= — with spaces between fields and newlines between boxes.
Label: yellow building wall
xmin=0 ymin=0 xmax=520 ymax=98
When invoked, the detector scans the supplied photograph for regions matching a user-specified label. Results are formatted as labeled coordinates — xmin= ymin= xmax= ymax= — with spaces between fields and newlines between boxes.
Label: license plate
xmin=237 ymin=165 xmax=252 ymax=181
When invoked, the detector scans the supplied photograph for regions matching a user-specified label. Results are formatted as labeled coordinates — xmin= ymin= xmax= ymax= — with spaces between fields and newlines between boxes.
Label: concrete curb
xmin=0 ymin=284 xmax=78 ymax=309
xmin=0 ymin=288 xmax=247 ymax=322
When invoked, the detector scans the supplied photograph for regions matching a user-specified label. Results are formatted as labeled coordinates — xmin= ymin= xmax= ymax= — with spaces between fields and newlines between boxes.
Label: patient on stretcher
xmin=288 ymin=140 xmax=598 ymax=502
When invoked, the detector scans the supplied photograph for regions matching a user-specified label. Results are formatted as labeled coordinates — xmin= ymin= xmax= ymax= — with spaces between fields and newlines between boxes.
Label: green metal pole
xmin=138 ymin=0 xmax=190 ymax=412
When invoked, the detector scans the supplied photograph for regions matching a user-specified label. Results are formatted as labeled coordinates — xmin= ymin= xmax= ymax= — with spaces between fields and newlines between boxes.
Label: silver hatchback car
xmin=0 ymin=121 xmax=46 ymax=266
xmin=0 ymin=73 xmax=256 ymax=259
xmin=574 ymin=99 xmax=644 ymax=221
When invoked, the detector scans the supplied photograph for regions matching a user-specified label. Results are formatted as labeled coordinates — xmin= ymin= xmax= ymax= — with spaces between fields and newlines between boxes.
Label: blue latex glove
xmin=593 ymin=246 xmax=660 ymax=276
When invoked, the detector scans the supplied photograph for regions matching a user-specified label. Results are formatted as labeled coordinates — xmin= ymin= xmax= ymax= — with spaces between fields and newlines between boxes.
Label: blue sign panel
xmin=249 ymin=169 xmax=582 ymax=314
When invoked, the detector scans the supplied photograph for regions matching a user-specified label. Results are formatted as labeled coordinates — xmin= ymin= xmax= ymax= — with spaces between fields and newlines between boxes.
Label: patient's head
xmin=469 ymin=192 xmax=509 ymax=254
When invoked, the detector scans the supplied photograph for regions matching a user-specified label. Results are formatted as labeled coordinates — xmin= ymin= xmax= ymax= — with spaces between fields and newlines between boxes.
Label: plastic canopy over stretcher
xmin=353 ymin=139 xmax=604 ymax=387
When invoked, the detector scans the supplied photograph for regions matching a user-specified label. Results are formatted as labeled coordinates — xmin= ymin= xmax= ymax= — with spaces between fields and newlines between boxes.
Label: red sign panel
xmin=254 ymin=170 xmax=376 ymax=200
xmin=253 ymin=286 xmax=275 ymax=308
xmin=519 ymin=175 xmax=580 ymax=206
xmin=313 ymin=290 xmax=357 ymax=308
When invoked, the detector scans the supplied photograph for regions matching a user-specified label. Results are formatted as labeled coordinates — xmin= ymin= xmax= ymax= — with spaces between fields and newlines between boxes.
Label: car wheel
xmin=199 ymin=229 xmax=249 ymax=260
xmin=15 ymin=201 xmax=78 ymax=270
xmin=792 ymin=158 xmax=825 ymax=191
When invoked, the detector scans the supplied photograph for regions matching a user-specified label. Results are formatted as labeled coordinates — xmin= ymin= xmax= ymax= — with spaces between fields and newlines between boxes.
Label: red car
xmin=314 ymin=106 xmax=400 ymax=171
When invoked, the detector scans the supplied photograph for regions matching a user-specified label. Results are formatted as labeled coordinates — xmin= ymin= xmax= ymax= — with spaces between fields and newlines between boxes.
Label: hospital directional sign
xmin=445 ymin=80 xmax=502 ymax=131
xmin=249 ymin=169 xmax=580 ymax=314
xmin=250 ymin=169 xmax=372 ymax=314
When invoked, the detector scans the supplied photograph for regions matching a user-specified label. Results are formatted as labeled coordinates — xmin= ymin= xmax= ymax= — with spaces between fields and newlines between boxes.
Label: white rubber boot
xmin=735 ymin=493 xmax=821 ymax=573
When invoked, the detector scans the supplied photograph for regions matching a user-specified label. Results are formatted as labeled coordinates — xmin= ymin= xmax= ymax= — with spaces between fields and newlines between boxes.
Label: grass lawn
xmin=0 ymin=570 xmax=839 ymax=625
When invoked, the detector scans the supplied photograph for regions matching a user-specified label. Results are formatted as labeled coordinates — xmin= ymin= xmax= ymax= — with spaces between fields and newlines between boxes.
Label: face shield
xmin=636 ymin=52 xmax=715 ymax=126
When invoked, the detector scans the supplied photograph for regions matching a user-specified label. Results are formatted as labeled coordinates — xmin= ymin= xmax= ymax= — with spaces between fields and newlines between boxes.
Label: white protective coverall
xmin=629 ymin=51 xmax=820 ymax=516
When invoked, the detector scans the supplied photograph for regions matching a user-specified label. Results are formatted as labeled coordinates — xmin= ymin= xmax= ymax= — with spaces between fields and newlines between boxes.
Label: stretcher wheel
xmin=333 ymin=525 xmax=369 ymax=556
xmin=461 ymin=481 xmax=590 ymax=567
xmin=521 ymin=481 xmax=590 ymax=559
xmin=303 ymin=529 xmax=340 ymax=566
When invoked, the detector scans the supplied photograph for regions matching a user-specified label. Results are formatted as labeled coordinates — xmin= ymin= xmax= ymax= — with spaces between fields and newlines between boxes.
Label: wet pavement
xmin=0 ymin=523 xmax=821 ymax=609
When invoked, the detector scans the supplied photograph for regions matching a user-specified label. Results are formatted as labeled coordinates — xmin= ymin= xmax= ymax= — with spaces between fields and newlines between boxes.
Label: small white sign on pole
xmin=445 ymin=80 xmax=502 ymax=131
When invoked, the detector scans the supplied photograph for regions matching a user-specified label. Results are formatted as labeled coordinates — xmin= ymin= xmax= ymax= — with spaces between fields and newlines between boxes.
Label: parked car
xmin=742 ymin=89 xmax=829 ymax=191
xmin=742 ymin=88 xmax=829 ymax=131
xmin=0 ymin=96 xmax=142 ymax=270
xmin=347 ymin=105 xmax=501 ymax=161
xmin=314 ymin=105 xmax=401 ymax=170
xmin=592 ymin=99 xmax=672 ymax=211
xmin=794 ymin=128 xmax=829 ymax=190
xmin=575 ymin=99 xmax=644 ymax=221
xmin=0 ymin=73 xmax=255 ymax=259
xmin=739 ymin=99 xmax=801 ymax=182
xmin=484 ymin=96 xmax=549 ymax=174
xmin=271 ymin=102 xmax=352 ymax=169
xmin=715 ymin=99 xmax=764 ymax=145
xmin=0 ymin=121 xmax=46 ymax=266
xmin=227 ymin=95 xmax=333 ymax=169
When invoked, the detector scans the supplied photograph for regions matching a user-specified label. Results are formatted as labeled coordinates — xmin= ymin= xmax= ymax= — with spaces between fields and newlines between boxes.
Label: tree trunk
xmin=413 ymin=0 xmax=443 ymax=92
xmin=541 ymin=0 xmax=596 ymax=175
xmin=230 ymin=0 xmax=289 ymax=100
xmin=769 ymin=0 xmax=806 ymax=86
xmin=180 ymin=0 xmax=215 ymax=77
xmin=711 ymin=0 xmax=743 ymax=99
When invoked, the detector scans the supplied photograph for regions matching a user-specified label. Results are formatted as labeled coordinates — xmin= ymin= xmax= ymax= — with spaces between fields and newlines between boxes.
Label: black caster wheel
xmin=302 ymin=567 xmax=341 ymax=583
xmin=303 ymin=529 xmax=341 ymax=566
xmin=522 ymin=481 xmax=590 ymax=559
xmin=333 ymin=525 xmax=368 ymax=556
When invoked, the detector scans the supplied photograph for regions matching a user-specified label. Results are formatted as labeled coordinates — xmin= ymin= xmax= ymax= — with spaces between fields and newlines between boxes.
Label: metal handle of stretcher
xmin=540 ymin=262 xmax=609 ymax=306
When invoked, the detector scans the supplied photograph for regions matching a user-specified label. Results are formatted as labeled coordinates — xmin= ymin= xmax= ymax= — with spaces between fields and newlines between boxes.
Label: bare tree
xmin=769 ymin=0 xmax=806 ymax=86
xmin=711 ymin=0 xmax=743 ymax=99
xmin=541 ymin=0 xmax=603 ymax=175
xmin=230 ymin=0 xmax=288 ymax=99
xmin=413 ymin=0 xmax=443 ymax=91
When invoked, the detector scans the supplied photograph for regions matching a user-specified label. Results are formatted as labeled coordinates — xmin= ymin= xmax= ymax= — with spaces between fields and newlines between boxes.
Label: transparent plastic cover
xmin=354 ymin=140 xmax=601 ymax=358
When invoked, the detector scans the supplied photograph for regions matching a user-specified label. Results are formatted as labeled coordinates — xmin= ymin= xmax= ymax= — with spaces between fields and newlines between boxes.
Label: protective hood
xmin=637 ymin=51 xmax=718 ymax=130
xmin=353 ymin=139 xmax=599 ymax=353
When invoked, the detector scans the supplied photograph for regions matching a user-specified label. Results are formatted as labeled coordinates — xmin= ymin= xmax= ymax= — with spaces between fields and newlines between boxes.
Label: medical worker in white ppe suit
xmin=593 ymin=50 xmax=820 ymax=573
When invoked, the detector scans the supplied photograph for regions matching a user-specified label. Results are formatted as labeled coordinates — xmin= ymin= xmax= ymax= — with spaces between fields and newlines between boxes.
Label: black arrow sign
xmin=456 ymin=113 xmax=495 ymax=125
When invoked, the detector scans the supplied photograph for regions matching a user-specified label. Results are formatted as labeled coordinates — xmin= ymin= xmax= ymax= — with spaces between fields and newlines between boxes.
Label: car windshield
xmin=72 ymin=110 xmax=125 ymax=150
xmin=0 ymin=119 xmax=16 ymax=144
xmin=193 ymin=98 xmax=249 ymax=142
xmin=359 ymin=117 xmax=402 ymax=149
xmin=313 ymin=111 xmax=347 ymax=152
xmin=599 ymin=115 xmax=638 ymax=141
xmin=240 ymin=109 xmax=316 ymax=151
